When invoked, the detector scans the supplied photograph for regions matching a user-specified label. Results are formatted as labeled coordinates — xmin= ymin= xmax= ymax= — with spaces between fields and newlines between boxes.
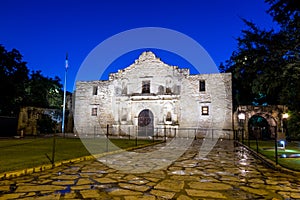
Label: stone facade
xmin=234 ymin=105 xmax=288 ymax=139
xmin=74 ymin=51 xmax=232 ymax=138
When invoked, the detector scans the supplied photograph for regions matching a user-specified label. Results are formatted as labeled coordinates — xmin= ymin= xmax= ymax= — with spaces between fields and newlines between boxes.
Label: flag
xmin=65 ymin=53 xmax=69 ymax=69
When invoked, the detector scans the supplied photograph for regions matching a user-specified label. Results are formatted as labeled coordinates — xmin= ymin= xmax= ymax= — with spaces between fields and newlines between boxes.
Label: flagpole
xmin=62 ymin=53 xmax=68 ymax=137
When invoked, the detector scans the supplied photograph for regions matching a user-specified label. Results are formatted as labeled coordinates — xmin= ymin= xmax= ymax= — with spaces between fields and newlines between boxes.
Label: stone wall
xmin=18 ymin=107 xmax=63 ymax=135
xmin=234 ymin=105 xmax=287 ymax=139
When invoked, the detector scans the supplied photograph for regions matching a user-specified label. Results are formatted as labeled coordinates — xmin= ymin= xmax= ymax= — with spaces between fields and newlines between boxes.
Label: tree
xmin=224 ymin=0 xmax=300 ymax=138
xmin=0 ymin=44 xmax=64 ymax=117
xmin=225 ymin=0 xmax=299 ymax=106
xmin=0 ymin=45 xmax=29 ymax=116
xmin=25 ymin=71 xmax=63 ymax=109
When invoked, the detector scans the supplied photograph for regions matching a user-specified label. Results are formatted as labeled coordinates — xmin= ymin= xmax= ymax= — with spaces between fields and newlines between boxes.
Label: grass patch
xmin=247 ymin=140 xmax=300 ymax=171
xmin=0 ymin=137 xmax=156 ymax=173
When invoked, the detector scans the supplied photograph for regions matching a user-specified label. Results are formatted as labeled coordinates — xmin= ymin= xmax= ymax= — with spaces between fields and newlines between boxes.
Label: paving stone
xmin=188 ymin=182 xmax=232 ymax=190
xmin=71 ymin=184 xmax=92 ymax=190
xmin=239 ymin=186 xmax=269 ymax=196
xmin=266 ymin=185 xmax=299 ymax=192
xmin=150 ymin=189 xmax=175 ymax=199
xmin=80 ymin=189 xmax=100 ymax=199
xmin=249 ymin=183 xmax=267 ymax=189
xmin=108 ymin=188 xmax=143 ymax=196
xmin=35 ymin=179 xmax=53 ymax=184
xmin=185 ymin=189 xmax=227 ymax=199
xmin=62 ymin=191 xmax=78 ymax=199
xmin=0 ymin=193 xmax=26 ymax=199
xmin=177 ymin=194 xmax=193 ymax=200
xmin=220 ymin=175 xmax=240 ymax=182
xmin=0 ymin=185 xmax=9 ymax=192
xmin=291 ymin=192 xmax=300 ymax=199
xmin=76 ymin=178 xmax=94 ymax=185
xmin=24 ymin=191 xmax=36 ymax=197
xmin=106 ymin=173 xmax=125 ymax=180
xmin=154 ymin=179 xmax=184 ymax=192
xmin=144 ymin=177 xmax=160 ymax=183
xmin=52 ymin=180 xmax=75 ymax=185
xmin=169 ymin=175 xmax=200 ymax=181
xmin=248 ymin=178 xmax=265 ymax=184
xmin=278 ymin=191 xmax=291 ymax=199
xmin=93 ymin=177 xmax=117 ymax=184
xmin=119 ymin=183 xmax=150 ymax=192
xmin=128 ymin=178 xmax=149 ymax=185
xmin=51 ymin=175 xmax=79 ymax=180
xmin=124 ymin=195 xmax=156 ymax=200
xmin=16 ymin=185 xmax=65 ymax=192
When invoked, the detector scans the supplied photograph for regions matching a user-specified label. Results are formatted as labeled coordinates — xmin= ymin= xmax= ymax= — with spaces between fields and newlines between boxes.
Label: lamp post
xmin=238 ymin=112 xmax=246 ymax=143
xmin=282 ymin=113 xmax=289 ymax=139
xmin=275 ymin=112 xmax=289 ymax=165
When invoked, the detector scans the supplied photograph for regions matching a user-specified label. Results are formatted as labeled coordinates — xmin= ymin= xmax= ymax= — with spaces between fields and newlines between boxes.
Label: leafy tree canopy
xmin=0 ymin=44 xmax=63 ymax=116
xmin=224 ymin=0 xmax=300 ymax=111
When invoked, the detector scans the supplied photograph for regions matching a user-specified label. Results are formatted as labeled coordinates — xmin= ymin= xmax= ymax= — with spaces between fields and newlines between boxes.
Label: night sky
xmin=0 ymin=0 xmax=276 ymax=91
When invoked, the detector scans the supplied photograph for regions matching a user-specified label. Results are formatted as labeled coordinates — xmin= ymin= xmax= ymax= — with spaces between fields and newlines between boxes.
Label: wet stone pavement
xmin=0 ymin=139 xmax=300 ymax=200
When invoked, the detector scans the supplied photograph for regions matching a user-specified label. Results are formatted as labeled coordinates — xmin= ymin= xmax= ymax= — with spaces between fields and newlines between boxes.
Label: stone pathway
xmin=0 ymin=139 xmax=300 ymax=199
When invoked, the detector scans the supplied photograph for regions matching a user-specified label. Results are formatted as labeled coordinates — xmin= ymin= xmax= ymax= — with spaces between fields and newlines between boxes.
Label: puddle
xmin=55 ymin=185 xmax=71 ymax=195
xmin=171 ymin=170 xmax=186 ymax=175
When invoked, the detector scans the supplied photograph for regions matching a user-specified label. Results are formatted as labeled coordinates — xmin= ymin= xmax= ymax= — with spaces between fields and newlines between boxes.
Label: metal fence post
xmin=248 ymin=131 xmax=250 ymax=147
xmin=275 ymin=129 xmax=278 ymax=165
xmin=135 ymin=126 xmax=138 ymax=146
xmin=106 ymin=124 xmax=109 ymax=152
xmin=255 ymin=133 xmax=259 ymax=153
xmin=94 ymin=126 xmax=96 ymax=139
xmin=174 ymin=128 xmax=176 ymax=138
xmin=164 ymin=127 xmax=166 ymax=142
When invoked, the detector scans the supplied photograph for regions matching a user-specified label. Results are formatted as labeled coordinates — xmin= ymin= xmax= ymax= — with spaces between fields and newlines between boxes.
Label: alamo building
xmin=74 ymin=51 xmax=232 ymax=138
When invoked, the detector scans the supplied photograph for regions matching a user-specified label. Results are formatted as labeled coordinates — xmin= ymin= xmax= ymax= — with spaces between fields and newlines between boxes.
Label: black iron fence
xmin=234 ymin=128 xmax=300 ymax=170
xmin=73 ymin=125 xmax=234 ymax=140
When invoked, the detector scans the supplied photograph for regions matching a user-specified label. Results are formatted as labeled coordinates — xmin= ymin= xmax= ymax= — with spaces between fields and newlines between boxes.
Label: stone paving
xmin=0 ymin=139 xmax=300 ymax=199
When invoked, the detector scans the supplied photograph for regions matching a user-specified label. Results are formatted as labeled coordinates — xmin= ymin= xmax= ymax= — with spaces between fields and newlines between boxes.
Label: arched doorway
xmin=248 ymin=115 xmax=270 ymax=140
xmin=138 ymin=109 xmax=154 ymax=137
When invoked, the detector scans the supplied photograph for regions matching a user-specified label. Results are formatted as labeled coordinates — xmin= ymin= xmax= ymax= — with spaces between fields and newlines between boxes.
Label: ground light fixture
xmin=238 ymin=112 xmax=246 ymax=120
xmin=278 ymin=140 xmax=285 ymax=150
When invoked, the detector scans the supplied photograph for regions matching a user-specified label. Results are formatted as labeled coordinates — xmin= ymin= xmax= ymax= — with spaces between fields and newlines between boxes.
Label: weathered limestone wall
xmin=74 ymin=81 xmax=114 ymax=135
xmin=180 ymin=73 xmax=232 ymax=130
xmin=74 ymin=52 xmax=232 ymax=138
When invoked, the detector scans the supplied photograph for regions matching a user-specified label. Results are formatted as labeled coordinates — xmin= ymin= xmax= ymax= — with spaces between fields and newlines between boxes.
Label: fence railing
xmin=234 ymin=128 xmax=300 ymax=171
xmin=74 ymin=125 xmax=234 ymax=140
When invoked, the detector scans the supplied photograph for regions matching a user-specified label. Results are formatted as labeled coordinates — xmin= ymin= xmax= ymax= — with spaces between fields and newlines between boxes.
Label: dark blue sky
xmin=0 ymin=0 xmax=276 ymax=91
